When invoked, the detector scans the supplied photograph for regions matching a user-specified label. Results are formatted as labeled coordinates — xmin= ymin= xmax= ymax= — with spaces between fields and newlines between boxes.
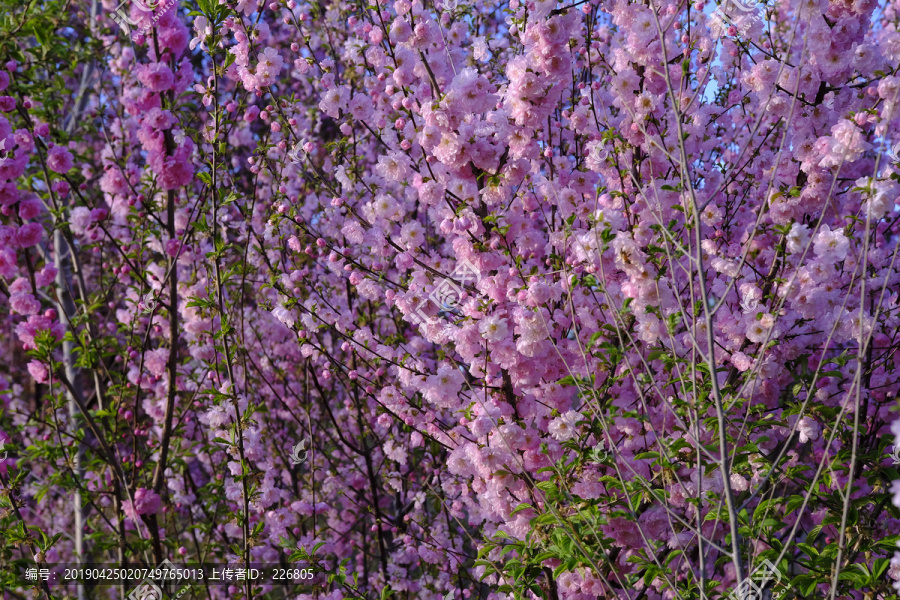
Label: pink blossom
xmin=318 ymin=86 xmax=348 ymax=118
xmin=14 ymin=129 xmax=34 ymax=151
xmin=798 ymin=416 xmax=820 ymax=443
xmin=243 ymin=106 xmax=259 ymax=122
xmin=152 ymin=142 xmax=194 ymax=189
xmin=818 ymin=119 xmax=870 ymax=167
xmin=731 ymin=351 xmax=753 ymax=372
xmin=730 ymin=473 xmax=749 ymax=492
xmin=478 ymin=315 xmax=508 ymax=342
xmin=51 ymin=180 xmax=70 ymax=197
xmin=35 ymin=264 xmax=57 ymax=287
xmin=255 ymin=47 xmax=283 ymax=87
xmin=548 ymin=411 xmax=582 ymax=441
xmin=813 ymin=225 xmax=850 ymax=263
xmin=123 ymin=488 xmax=161 ymax=520
xmin=27 ymin=360 xmax=48 ymax=383
xmin=138 ymin=62 xmax=175 ymax=92
xmin=144 ymin=107 xmax=176 ymax=131
xmin=0 ymin=247 xmax=16 ymax=278
xmin=46 ymin=146 xmax=74 ymax=173
xmin=17 ymin=196 xmax=42 ymax=220
xmin=0 ymin=151 xmax=28 ymax=180
xmin=10 ymin=292 xmax=40 ymax=315
xmin=786 ymin=222 xmax=810 ymax=254
xmin=423 ymin=364 xmax=464 ymax=408
xmin=145 ymin=348 xmax=168 ymax=378
xmin=190 ymin=16 xmax=212 ymax=51
xmin=15 ymin=222 xmax=42 ymax=247
xmin=100 ymin=168 xmax=129 ymax=195
xmin=159 ymin=18 xmax=189 ymax=57
xmin=69 ymin=206 xmax=92 ymax=235
xmin=0 ymin=182 xmax=20 ymax=206
xmin=15 ymin=314 xmax=63 ymax=349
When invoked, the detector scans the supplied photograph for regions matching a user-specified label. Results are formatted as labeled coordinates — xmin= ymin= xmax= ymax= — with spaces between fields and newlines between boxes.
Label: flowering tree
xmin=1 ymin=0 xmax=900 ymax=598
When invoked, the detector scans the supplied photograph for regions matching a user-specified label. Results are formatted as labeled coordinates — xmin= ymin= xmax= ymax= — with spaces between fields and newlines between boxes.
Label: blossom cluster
xmin=0 ymin=0 xmax=899 ymax=598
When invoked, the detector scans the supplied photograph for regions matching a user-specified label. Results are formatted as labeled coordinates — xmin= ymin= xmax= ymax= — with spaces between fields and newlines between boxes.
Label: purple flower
xmin=17 ymin=196 xmax=42 ymax=220
xmin=243 ymin=106 xmax=260 ymax=122
xmin=798 ymin=417 xmax=820 ymax=443
xmin=138 ymin=62 xmax=175 ymax=92
xmin=46 ymin=146 xmax=74 ymax=174
xmin=14 ymin=222 xmax=43 ymax=248
xmin=123 ymin=488 xmax=161 ymax=520
xmin=27 ymin=360 xmax=48 ymax=383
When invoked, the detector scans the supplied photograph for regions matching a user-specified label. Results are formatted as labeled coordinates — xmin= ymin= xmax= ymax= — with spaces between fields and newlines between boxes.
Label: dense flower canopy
xmin=0 ymin=0 xmax=899 ymax=598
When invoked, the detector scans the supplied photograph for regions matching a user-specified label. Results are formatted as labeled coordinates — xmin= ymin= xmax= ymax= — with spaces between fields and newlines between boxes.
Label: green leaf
xmin=531 ymin=513 xmax=557 ymax=525
xmin=873 ymin=557 xmax=890 ymax=580
xmin=510 ymin=503 xmax=533 ymax=516
xmin=634 ymin=452 xmax=660 ymax=460
xmin=647 ymin=349 xmax=667 ymax=361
